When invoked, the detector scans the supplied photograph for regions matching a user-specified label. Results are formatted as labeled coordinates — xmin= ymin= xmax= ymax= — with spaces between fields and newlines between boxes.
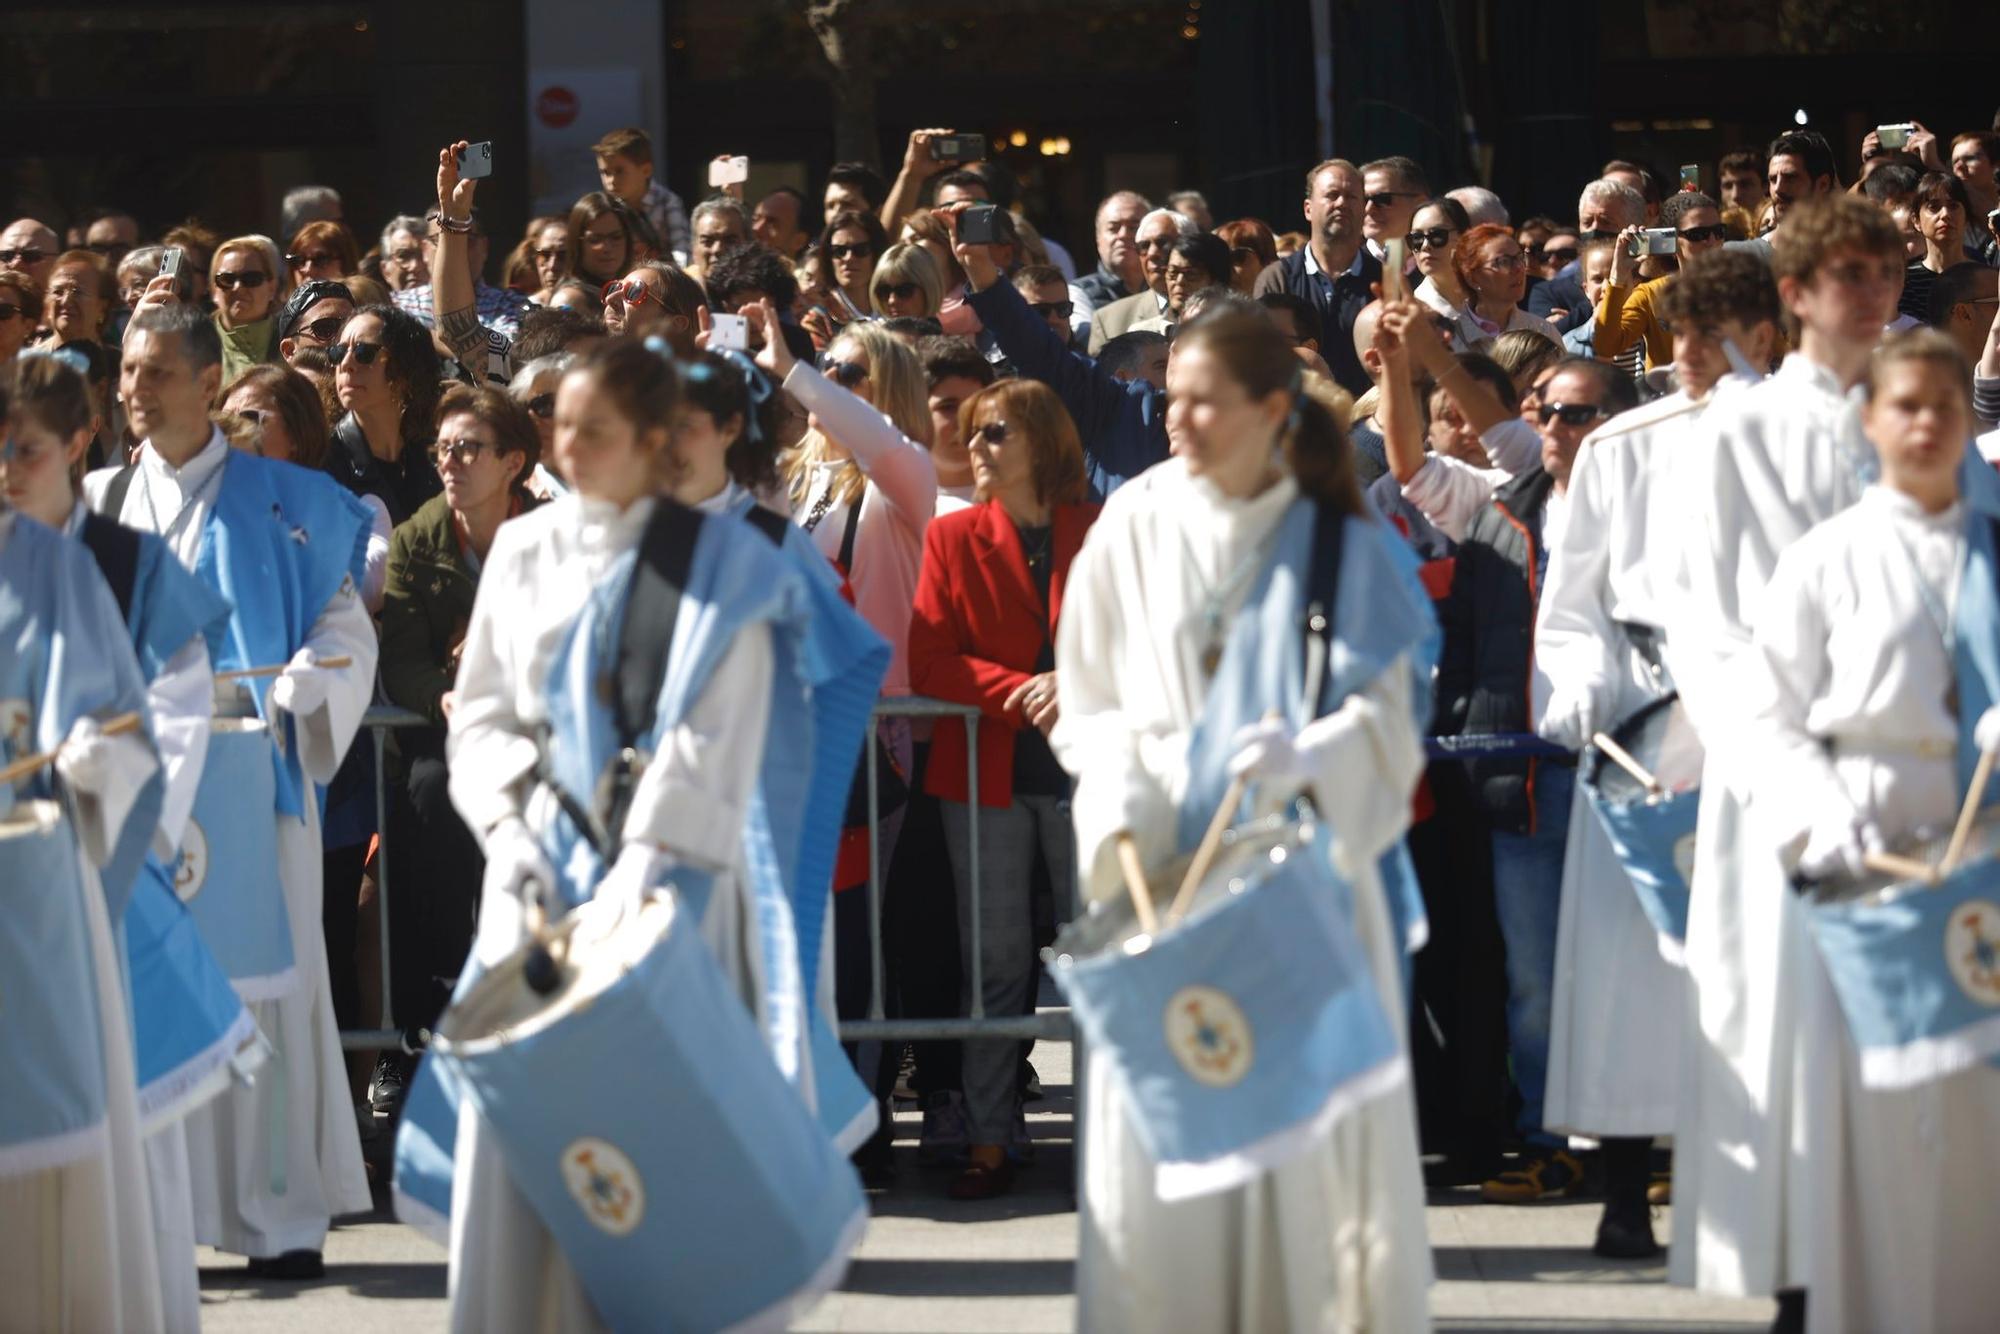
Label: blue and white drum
xmin=1583 ymin=693 xmax=1704 ymax=955
xmin=1802 ymin=820 xmax=2000 ymax=1089
xmin=431 ymin=888 xmax=868 ymax=1334
xmin=0 ymin=800 xmax=110 ymax=1177
xmin=176 ymin=718 xmax=294 ymax=1001
xmin=1047 ymin=811 xmax=1404 ymax=1202
xmin=124 ymin=857 xmax=265 ymax=1130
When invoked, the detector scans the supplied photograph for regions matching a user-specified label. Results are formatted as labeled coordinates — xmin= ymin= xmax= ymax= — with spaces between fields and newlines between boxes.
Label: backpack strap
xmin=742 ymin=504 xmax=790 ymax=548
xmin=612 ymin=501 xmax=704 ymax=751
xmin=1301 ymin=500 xmax=1347 ymax=709
xmin=78 ymin=511 xmax=143 ymax=621
xmin=100 ymin=463 xmax=138 ymax=520
xmin=836 ymin=492 xmax=864 ymax=574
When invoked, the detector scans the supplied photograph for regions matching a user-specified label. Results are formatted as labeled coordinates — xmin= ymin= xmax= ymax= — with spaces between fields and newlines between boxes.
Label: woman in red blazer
xmin=908 ymin=378 xmax=1099 ymax=1200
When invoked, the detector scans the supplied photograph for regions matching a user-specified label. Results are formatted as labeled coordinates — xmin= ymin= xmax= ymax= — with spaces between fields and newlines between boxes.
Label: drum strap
xmin=101 ymin=463 xmax=138 ymax=521
xmin=1300 ymin=500 xmax=1345 ymax=707
xmin=613 ymin=501 xmax=704 ymax=750
xmin=79 ymin=511 xmax=142 ymax=621
xmin=742 ymin=504 xmax=790 ymax=547
xmin=1619 ymin=620 xmax=1669 ymax=684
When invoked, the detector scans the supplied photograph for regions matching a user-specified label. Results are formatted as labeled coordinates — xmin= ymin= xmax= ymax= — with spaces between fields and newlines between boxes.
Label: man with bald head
xmin=1 ymin=218 xmax=59 ymax=288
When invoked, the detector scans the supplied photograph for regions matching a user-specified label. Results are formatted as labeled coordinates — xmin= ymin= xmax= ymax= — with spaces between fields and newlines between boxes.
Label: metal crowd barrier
xmin=337 ymin=697 xmax=1073 ymax=1051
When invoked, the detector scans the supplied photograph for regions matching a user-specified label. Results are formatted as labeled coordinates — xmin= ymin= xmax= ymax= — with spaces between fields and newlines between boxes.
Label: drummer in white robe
xmin=444 ymin=338 xmax=781 ymax=1333
xmin=1052 ymin=310 xmax=1433 ymax=1333
xmin=1532 ymin=249 xmax=1780 ymax=1256
xmin=85 ymin=302 xmax=378 ymax=1278
xmin=1659 ymin=198 xmax=1904 ymax=1319
xmin=1735 ymin=329 xmax=2000 ymax=1334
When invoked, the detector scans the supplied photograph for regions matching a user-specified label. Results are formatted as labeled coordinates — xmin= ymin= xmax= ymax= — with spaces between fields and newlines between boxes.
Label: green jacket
xmin=379 ymin=492 xmax=495 ymax=734
xmin=215 ymin=313 xmax=276 ymax=386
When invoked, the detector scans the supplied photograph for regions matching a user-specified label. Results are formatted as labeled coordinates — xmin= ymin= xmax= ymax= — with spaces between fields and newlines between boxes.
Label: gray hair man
xmin=1086 ymin=207 xmax=1195 ymax=354
xmin=281 ymin=185 xmax=344 ymax=246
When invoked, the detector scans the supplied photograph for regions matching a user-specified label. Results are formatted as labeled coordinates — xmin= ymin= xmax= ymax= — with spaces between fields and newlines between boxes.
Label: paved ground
xmin=195 ymin=1035 xmax=1773 ymax=1332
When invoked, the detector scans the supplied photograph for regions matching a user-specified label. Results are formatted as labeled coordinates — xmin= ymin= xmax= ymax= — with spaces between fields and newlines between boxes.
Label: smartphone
xmin=1630 ymin=227 xmax=1678 ymax=258
xmin=1382 ymin=238 xmax=1407 ymax=303
xmin=708 ymin=155 xmax=749 ymax=188
xmin=710 ymin=311 xmax=748 ymax=352
xmin=159 ymin=247 xmax=184 ymax=281
xmin=1678 ymin=164 xmax=1700 ymax=192
xmin=458 ymin=141 xmax=494 ymax=179
xmin=1877 ymin=123 xmax=1915 ymax=151
xmin=930 ymin=133 xmax=986 ymax=164
xmin=957 ymin=204 xmax=1000 ymax=245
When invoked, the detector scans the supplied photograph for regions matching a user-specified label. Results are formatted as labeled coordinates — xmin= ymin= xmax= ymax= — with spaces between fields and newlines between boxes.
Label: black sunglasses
xmin=85 ymin=241 xmax=128 ymax=258
xmin=0 ymin=248 xmax=45 ymax=266
xmin=874 ymin=281 xmax=922 ymax=302
xmin=1366 ymin=191 xmax=1420 ymax=208
xmin=1578 ymin=229 xmax=1618 ymax=243
xmin=525 ymin=392 xmax=556 ymax=419
xmin=213 ymin=270 xmax=270 ymax=291
xmin=327 ymin=340 xmax=384 ymax=367
xmin=1677 ymin=224 xmax=1729 ymax=243
xmin=1030 ymin=300 xmax=1075 ymax=320
xmin=970 ymin=420 xmax=1012 ymax=444
xmin=287 ymin=251 xmax=339 ymax=268
xmin=824 ymin=359 xmax=870 ymax=388
xmin=295 ymin=315 xmax=346 ymax=343
xmin=1539 ymin=246 xmax=1579 ymax=267
xmin=0 ymin=303 xmax=26 ymax=322
xmin=1407 ymin=227 xmax=1455 ymax=251
xmin=1537 ymin=401 xmax=1608 ymax=427
xmin=828 ymin=243 xmax=872 ymax=260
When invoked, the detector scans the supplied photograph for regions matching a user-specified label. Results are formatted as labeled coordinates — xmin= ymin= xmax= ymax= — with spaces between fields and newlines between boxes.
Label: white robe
xmin=85 ymin=431 xmax=379 ymax=1260
xmin=1660 ymin=355 xmax=1874 ymax=1298
xmin=444 ymin=494 xmax=777 ymax=1334
xmin=1051 ymin=459 xmax=1432 ymax=1334
xmin=1735 ymin=487 xmax=2000 ymax=1334
xmin=1531 ymin=395 xmax=1702 ymax=1135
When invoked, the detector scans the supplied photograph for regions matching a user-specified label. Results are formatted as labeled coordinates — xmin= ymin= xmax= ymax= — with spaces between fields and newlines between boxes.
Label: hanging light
xmin=1009 ymin=130 xmax=1028 ymax=148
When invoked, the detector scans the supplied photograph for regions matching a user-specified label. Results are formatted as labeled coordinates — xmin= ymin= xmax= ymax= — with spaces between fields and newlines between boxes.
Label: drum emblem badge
xmin=172 ymin=821 xmax=210 ymax=903
xmin=1672 ymin=832 xmax=1698 ymax=884
xmin=0 ymin=698 xmax=28 ymax=757
xmin=562 ymin=1137 xmax=645 ymax=1237
xmin=1945 ymin=900 xmax=2000 ymax=1008
xmin=1165 ymin=986 xmax=1254 ymax=1087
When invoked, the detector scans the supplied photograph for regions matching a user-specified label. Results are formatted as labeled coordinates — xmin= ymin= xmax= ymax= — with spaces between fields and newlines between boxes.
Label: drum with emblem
xmin=1799 ymin=815 xmax=2000 ymax=1089
xmin=1582 ymin=693 xmax=1704 ymax=953
xmin=430 ymin=885 xmax=867 ymax=1334
xmin=176 ymin=717 xmax=295 ymax=1000
xmin=1044 ymin=808 xmax=1403 ymax=1202
xmin=0 ymin=799 xmax=111 ymax=1178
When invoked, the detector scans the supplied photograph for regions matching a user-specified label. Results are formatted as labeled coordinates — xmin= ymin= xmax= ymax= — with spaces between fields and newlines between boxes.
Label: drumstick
xmin=1942 ymin=744 xmax=1999 ymax=873
xmin=1167 ymin=774 xmax=1248 ymax=927
xmin=1592 ymin=730 xmax=1663 ymax=796
xmin=1861 ymin=850 xmax=1941 ymax=886
xmin=1114 ymin=834 xmax=1160 ymax=936
xmin=0 ymin=712 xmax=144 ymax=787
xmin=215 ymin=656 xmax=354 ymax=682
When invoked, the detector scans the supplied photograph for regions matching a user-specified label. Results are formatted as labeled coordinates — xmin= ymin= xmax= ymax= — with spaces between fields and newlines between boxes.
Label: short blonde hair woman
xmin=869 ymin=242 xmax=945 ymax=319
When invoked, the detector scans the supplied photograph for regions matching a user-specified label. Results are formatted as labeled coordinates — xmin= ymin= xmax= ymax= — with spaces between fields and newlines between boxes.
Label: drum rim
xmin=209 ymin=717 xmax=270 ymax=735
xmin=0 ymin=797 xmax=64 ymax=835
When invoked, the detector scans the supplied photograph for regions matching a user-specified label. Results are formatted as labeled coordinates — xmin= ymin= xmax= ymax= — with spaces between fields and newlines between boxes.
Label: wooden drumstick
xmin=0 ymin=712 xmax=144 ymax=787
xmin=1592 ymin=730 xmax=1664 ymax=796
xmin=1114 ymin=834 xmax=1160 ymax=936
xmin=1942 ymin=744 xmax=1999 ymax=874
xmin=1861 ymin=850 xmax=1941 ymax=886
xmin=215 ymin=656 xmax=354 ymax=683
xmin=1167 ymin=775 xmax=1248 ymax=927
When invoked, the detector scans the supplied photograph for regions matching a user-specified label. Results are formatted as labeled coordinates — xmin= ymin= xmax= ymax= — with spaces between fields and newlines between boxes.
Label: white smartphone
xmin=458 ymin=141 xmax=494 ymax=180
xmin=708 ymin=155 xmax=749 ymax=188
xmin=1382 ymin=238 xmax=1407 ymax=303
xmin=710 ymin=311 xmax=749 ymax=351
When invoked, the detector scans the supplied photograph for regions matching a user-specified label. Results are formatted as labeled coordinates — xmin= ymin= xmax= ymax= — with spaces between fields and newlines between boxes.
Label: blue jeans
xmin=1488 ymin=762 xmax=1572 ymax=1146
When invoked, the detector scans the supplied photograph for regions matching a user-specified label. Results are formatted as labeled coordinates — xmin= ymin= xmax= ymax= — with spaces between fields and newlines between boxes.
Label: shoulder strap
xmin=79 ymin=511 xmax=142 ymax=620
xmin=742 ymin=504 xmax=790 ymax=547
xmin=1301 ymin=501 xmax=1346 ymax=706
xmin=613 ymin=501 xmax=704 ymax=749
xmin=836 ymin=492 xmax=864 ymax=572
xmin=101 ymin=463 xmax=137 ymax=520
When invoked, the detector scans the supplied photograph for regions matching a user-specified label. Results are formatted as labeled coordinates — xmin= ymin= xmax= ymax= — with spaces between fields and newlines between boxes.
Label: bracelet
xmin=437 ymin=214 xmax=474 ymax=235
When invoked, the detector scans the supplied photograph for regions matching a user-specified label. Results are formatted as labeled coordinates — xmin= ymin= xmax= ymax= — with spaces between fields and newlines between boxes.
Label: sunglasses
xmin=1676 ymin=224 xmax=1729 ymax=243
xmin=294 ymin=315 xmax=346 ymax=343
xmin=525 ymin=392 xmax=556 ymax=419
xmin=1537 ymin=401 xmax=1608 ymax=427
xmin=1407 ymin=227 xmax=1456 ymax=251
xmin=824 ymin=359 xmax=870 ymax=388
xmin=828 ymin=243 xmax=872 ymax=260
xmin=85 ymin=241 xmax=128 ymax=258
xmin=0 ymin=303 xmax=25 ymax=322
xmin=874 ymin=281 xmax=922 ymax=302
xmin=970 ymin=420 xmax=1012 ymax=445
xmin=1539 ymin=247 xmax=1578 ymax=267
xmin=236 ymin=408 xmax=265 ymax=427
xmin=0 ymin=248 xmax=45 ymax=266
xmin=1139 ymin=236 xmax=1176 ymax=250
xmin=1366 ymin=191 xmax=1420 ymax=208
xmin=287 ymin=252 xmax=338 ymax=269
xmin=431 ymin=438 xmax=492 ymax=467
xmin=602 ymin=278 xmax=656 ymax=307
xmin=213 ymin=270 xmax=270 ymax=291
xmin=531 ymin=245 xmax=567 ymax=261
xmin=327 ymin=340 xmax=384 ymax=367
xmin=1578 ymin=229 xmax=1618 ymax=242
xmin=1029 ymin=300 xmax=1075 ymax=320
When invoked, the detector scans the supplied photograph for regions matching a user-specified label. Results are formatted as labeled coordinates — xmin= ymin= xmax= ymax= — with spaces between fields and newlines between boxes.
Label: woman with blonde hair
xmin=868 ymin=241 xmax=945 ymax=319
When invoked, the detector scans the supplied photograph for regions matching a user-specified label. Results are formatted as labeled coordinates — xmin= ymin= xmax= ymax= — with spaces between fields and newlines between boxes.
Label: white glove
xmin=268 ymin=648 xmax=333 ymax=720
xmin=53 ymin=715 xmax=117 ymax=800
xmin=1798 ymin=813 xmax=1884 ymax=882
xmin=1976 ymin=705 xmax=2000 ymax=757
xmin=596 ymin=841 xmax=674 ymax=916
xmin=1226 ymin=717 xmax=1306 ymax=786
xmin=483 ymin=816 xmax=559 ymax=906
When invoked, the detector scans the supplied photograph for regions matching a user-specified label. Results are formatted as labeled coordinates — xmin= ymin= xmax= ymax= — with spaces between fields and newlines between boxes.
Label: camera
xmin=1629 ymin=228 xmax=1678 ymax=258
xmin=1876 ymin=123 xmax=1916 ymax=152
xmin=956 ymin=204 xmax=1001 ymax=246
xmin=457 ymin=141 xmax=494 ymax=180
xmin=709 ymin=312 xmax=748 ymax=352
xmin=930 ymin=134 xmax=986 ymax=164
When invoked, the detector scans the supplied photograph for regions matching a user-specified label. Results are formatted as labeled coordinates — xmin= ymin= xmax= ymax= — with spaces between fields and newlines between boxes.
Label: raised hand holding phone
xmin=748 ymin=300 xmax=795 ymax=381
xmin=1382 ymin=238 xmax=1408 ymax=304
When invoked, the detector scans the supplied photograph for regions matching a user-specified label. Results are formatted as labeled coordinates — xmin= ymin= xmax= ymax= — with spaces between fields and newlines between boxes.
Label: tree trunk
xmin=805 ymin=0 xmax=879 ymax=169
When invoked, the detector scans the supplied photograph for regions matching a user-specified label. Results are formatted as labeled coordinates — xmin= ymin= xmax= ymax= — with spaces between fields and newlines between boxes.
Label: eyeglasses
xmin=85 ymin=241 xmax=128 ymax=258
xmin=969 ymin=420 xmax=1012 ymax=445
xmin=0 ymin=248 xmax=45 ymax=266
xmin=1407 ymin=227 xmax=1456 ymax=251
xmin=213 ymin=270 xmax=270 ymax=291
xmin=828 ymin=243 xmax=872 ymax=261
xmin=386 ymin=249 xmax=424 ymax=266
xmin=431 ymin=438 xmax=492 ymax=467
xmin=1482 ymin=252 xmax=1527 ymax=272
xmin=531 ymin=246 xmax=566 ymax=261
xmin=602 ymin=278 xmax=657 ymax=307
xmin=1365 ymin=191 xmax=1421 ymax=209
xmin=236 ymin=409 xmax=265 ymax=426
xmin=874 ymin=282 xmax=922 ymax=303
xmin=287 ymin=252 xmax=338 ymax=269
xmin=525 ymin=393 xmax=556 ymax=419
xmin=1676 ymin=224 xmax=1728 ymax=243
xmin=327 ymin=341 xmax=384 ymax=367
xmin=1029 ymin=300 xmax=1075 ymax=320
xmin=1139 ymin=236 xmax=1176 ymax=251
xmin=824 ymin=359 xmax=870 ymax=388
xmin=1537 ymin=401 xmax=1608 ymax=427
xmin=1539 ymin=247 xmax=1578 ymax=267
xmin=0 ymin=303 xmax=27 ymax=322
xmin=1578 ymin=229 xmax=1618 ymax=243
xmin=294 ymin=315 xmax=345 ymax=343
xmin=584 ymin=227 xmax=625 ymax=247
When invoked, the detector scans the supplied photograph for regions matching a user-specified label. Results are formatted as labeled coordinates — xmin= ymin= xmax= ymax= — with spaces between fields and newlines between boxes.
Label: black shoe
xmin=368 ymin=1051 xmax=411 ymax=1121
xmin=1770 ymin=1288 xmax=1806 ymax=1334
xmin=1591 ymin=1202 xmax=1661 ymax=1259
xmin=246 ymin=1249 xmax=325 ymax=1280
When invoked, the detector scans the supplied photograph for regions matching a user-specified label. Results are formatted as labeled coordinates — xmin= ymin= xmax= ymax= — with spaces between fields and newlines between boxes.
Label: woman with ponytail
xmin=1050 ymin=306 xmax=1436 ymax=1332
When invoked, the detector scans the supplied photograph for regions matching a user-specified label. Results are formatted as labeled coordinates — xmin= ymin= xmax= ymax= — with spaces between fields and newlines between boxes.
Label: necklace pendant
xmin=1200 ymin=641 xmax=1223 ymax=679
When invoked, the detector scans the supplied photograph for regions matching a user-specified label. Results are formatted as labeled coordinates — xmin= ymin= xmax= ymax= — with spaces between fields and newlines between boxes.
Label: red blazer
xmin=907 ymin=499 xmax=1099 ymax=807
